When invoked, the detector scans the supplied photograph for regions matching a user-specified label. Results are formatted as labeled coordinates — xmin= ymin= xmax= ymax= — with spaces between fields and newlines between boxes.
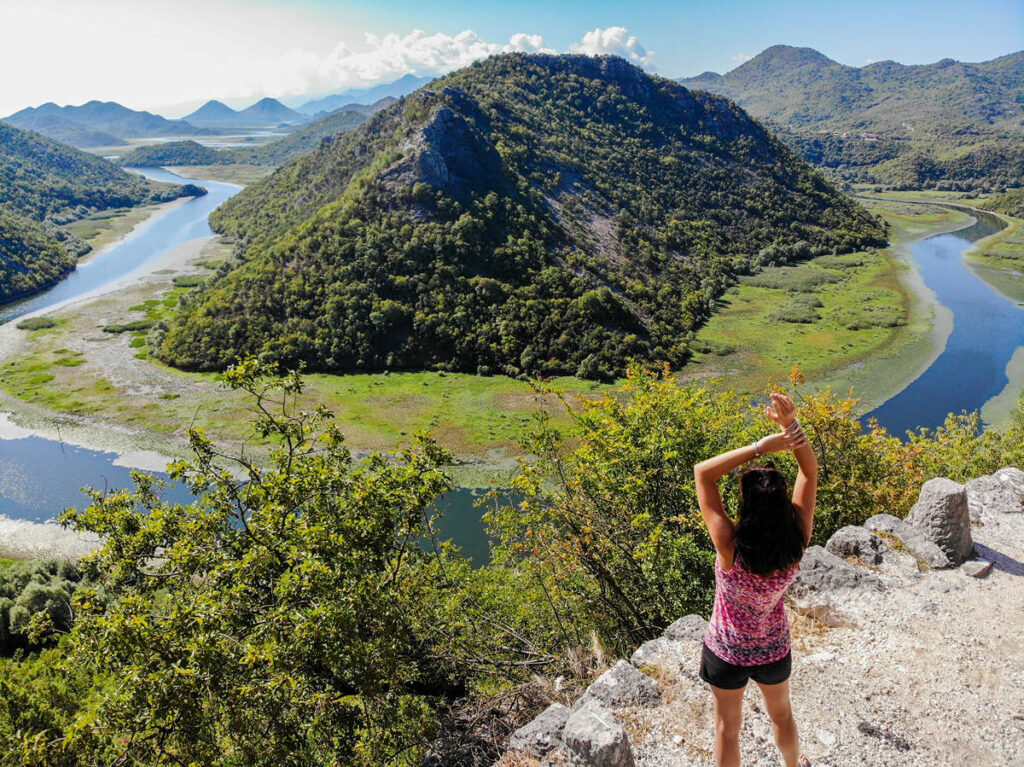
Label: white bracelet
xmin=752 ymin=438 xmax=762 ymax=458
xmin=784 ymin=418 xmax=801 ymax=434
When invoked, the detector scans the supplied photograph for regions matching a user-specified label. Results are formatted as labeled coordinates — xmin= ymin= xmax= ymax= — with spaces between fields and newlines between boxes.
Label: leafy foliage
xmin=153 ymin=53 xmax=884 ymax=378
xmin=1 ymin=363 xmax=1022 ymax=765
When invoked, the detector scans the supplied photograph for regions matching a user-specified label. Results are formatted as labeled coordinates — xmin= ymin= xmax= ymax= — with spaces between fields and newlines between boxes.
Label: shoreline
xmin=818 ymin=200 xmax=983 ymax=414
xmin=0 ymin=235 xmax=215 ymax=472
xmin=78 ymin=196 xmax=191 ymax=265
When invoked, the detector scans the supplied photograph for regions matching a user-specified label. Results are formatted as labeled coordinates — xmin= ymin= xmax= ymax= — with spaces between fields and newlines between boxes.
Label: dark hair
xmin=734 ymin=463 xmax=806 ymax=575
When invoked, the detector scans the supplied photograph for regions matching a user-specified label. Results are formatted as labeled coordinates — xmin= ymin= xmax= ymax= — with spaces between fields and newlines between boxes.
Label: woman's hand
xmin=765 ymin=392 xmax=797 ymax=429
xmin=756 ymin=429 xmax=808 ymax=455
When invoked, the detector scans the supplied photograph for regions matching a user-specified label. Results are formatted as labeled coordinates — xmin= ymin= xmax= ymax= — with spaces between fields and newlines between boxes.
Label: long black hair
xmin=734 ymin=463 xmax=806 ymax=575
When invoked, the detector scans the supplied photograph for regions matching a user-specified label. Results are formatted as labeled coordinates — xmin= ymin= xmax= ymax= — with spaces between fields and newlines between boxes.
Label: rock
xmin=961 ymin=559 xmax=993 ymax=578
xmin=965 ymin=467 xmax=1024 ymax=521
xmin=508 ymin=703 xmax=571 ymax=757
xmin=863 ymin=513 xmax=950 ymax=569
xmin=573 ymin=660 xmax=661 ymax=711
xmin=786 ymin=546 xmax=884 ymax=626
xmin=562 ymin=700 xmax=635 ymax=767
xmin=663 ymin=613 xmax=708 ymax=642
xmin=790 ymin=546 xmax=883 ymax=592
xmin=905 ymin=478 xmax=974 ymax=566
xmin=825 ymin=526 xmax=888 ymax=565
xmin=629 ymin=637 xmax=695 ymax=678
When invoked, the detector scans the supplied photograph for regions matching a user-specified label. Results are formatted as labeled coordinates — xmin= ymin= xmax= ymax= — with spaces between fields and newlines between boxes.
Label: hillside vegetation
xmin=152 ymin=53 xmax=884 ymax=378
xmin=0 ymin=122 xmax=201 ymax=302
xmin=680 ymin=46 xmax=1024 ymax=190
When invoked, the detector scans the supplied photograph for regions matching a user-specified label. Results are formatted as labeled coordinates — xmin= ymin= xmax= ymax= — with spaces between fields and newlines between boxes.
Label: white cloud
xmin=0 ymin=1 xmax=650 ymax=116
xmin=864 ymin=58 xmax=879 ymax=65
xmin=279 ymin=29 xmax=557 ymax=96
xmin=731 ymin=53 xmax=753 ymax=64
xmin=569 ymin=27 xmax=655 ymax=70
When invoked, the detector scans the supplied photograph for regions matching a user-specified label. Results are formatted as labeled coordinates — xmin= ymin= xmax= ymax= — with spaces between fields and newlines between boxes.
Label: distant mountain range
xmin=679 ymin=45 xmax=1024 ymax=190
xmin=184 ymin=97 xmax=308 ymax=127
xmin=117 ymin=98 xmax=396 ymax=168
xmin=3 ymin=101 xmax=205 ymax=146
xmin=296 ymin=74 xmax=432 ymax=115
xmin=678 ymin=45 xmax=1024 ymax=136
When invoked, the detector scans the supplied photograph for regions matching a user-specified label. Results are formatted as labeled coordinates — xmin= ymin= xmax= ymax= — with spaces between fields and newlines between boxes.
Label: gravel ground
xmin=615 ymin=513 xmax=1024 ymax=767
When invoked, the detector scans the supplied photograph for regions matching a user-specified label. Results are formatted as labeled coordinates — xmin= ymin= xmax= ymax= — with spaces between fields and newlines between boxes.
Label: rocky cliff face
xmin=495 ymin=467 xmax=1024 ymax=766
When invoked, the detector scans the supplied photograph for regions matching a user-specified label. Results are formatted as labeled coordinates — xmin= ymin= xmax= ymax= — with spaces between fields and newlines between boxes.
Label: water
xmin=0 ymin=430 xmax=498 ymax=565
xmin=0 ymin=168 xmax=499 ymax=563
xmin=866 ymin=208 xmax=1024 ymax=436
xmin=0 ymin=168 xmax=239 ymax=325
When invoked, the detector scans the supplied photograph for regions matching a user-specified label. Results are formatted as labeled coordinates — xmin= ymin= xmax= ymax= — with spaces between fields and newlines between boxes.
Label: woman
xmin=693 ymin=392 xmax=818 ymax=767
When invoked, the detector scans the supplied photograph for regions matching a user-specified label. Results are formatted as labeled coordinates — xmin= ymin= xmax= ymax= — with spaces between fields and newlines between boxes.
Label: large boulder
xmin=905 ymin=478 xmax=974 ymax=566
xmin=965 ymin=467 xmax=1024 ymax=521
xmin=863 ymin=513 xmax=950 ymax=569
xmin=663 ymin=613 xmax=708 ymax=642
xmin=507 ymin=702 xmax=571 ymax=758
xmin=786 ymin=546 xmax=884 ymax=626
xmin=825 ymin=526 xmax=888 ymax=565
xmin=573 ymin=660 xmax=661 ymax=711
xmin=562 ymin=700 xmax=635 ymax=767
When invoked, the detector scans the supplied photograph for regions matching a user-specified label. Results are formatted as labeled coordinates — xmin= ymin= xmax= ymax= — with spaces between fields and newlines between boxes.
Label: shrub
xmin=15 ymin=317 xmax=57 ymax=331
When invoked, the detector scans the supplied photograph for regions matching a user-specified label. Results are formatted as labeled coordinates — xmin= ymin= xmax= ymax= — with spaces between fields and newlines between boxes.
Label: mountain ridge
xmin=152 ymin=53 xmax=884 ymax=377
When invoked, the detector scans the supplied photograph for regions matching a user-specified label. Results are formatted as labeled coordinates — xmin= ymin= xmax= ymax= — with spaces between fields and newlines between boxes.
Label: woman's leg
xmin=756 ymin=679 xmax=799 ymax=767
xmin=709 ymin=684 xmax=745 ymax=767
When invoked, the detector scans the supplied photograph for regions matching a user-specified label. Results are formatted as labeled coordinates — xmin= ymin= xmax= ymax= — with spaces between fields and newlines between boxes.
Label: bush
xmin=15 ymin=317 xmax=57 ymax=331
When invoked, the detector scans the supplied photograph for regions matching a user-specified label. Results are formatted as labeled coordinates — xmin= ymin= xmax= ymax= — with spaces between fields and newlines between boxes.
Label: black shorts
xmin=699 ymin=641 xmax=791 ymax=690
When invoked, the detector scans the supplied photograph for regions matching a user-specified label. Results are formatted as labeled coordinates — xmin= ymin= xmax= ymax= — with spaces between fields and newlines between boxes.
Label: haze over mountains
xmin=151 ymin=53 xmax=884 ymax=378
xmin=184 ymin=97 xmax=307 ymax=127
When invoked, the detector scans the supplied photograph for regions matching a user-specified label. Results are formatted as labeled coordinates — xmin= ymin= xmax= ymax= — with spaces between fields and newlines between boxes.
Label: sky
xmin=0 ymin=0 xmax=1021 ymax=118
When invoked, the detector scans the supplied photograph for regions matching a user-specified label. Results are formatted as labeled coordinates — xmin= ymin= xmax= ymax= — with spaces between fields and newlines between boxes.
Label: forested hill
xmin=153 ymin=53 xmax=884 ymax=379
xmin=680 ymin=46 xmax=1024 ymax=135
xmin=0 ymin=122 xmax=201 ymax=303
xmin=679 ymin=46 xmax=1024 ymax=190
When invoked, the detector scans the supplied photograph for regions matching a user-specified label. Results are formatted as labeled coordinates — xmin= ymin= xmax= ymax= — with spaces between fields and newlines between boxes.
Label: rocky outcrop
xmin=573 ymin=660 xmax=661 ymax=711
xmin=786 ymin=545 xmax=885 ymax=626
xmin=507 ymin=703 xmax=571 ymax=758
xmin=863 ymin=513 xmax=949 ymax=568
xmin=905 ymin=478 xmax=975 ymax=566
xmin=825 ymin=525 xmax=888 ymax=564
xmin=496 ymin=467 xmax=1022 ymax=767
xmin=561 ymin=700 xmax=635 ymax=767
xmin=965 ymin=466 xmax=1024 ymax=521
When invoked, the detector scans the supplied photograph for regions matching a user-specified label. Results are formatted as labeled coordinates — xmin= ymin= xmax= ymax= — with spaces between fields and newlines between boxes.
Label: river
xmin=1 ymin=185 xmax=1019 ymax=563
xmin=865 ymin=207 xmax=1024 ymax=436
xmin=0 ymin=169 xmax=494 ymax=564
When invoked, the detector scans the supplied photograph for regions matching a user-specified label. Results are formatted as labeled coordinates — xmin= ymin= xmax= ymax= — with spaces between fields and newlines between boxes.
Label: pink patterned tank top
xmin=703 ymin=552 xmax=800 ymax=666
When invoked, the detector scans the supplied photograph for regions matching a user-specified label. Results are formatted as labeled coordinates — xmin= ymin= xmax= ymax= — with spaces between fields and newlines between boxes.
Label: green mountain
xmin=117 ymin=140 xmax=232 ymax=167
xmin=680 ymin=46 xmax=1024 ymax=189
xmin=0 ymin=122 xmax=202 ymax=303
xmin=152 ymin=53 xmax=884 ymax=378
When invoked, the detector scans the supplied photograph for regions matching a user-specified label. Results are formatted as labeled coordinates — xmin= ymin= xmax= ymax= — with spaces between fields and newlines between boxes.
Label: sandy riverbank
xmin=0 ymin=235 xmax=215 ymax=471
